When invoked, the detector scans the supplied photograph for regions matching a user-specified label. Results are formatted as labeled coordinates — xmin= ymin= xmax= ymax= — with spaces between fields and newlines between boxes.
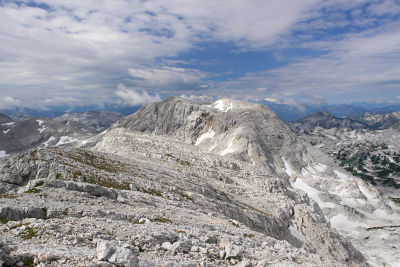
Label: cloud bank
xmin=0 ymin=0 xmax=399 ymax=109
xmin=116 ymin=85 xmax=161 ymax=106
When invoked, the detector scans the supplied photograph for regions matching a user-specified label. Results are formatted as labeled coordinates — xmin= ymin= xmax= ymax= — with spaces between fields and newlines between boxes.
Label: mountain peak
xmin=311 ymin=111 xmax=333 ymax=117
xmin=288 ymin=110 xmax=365 ymax=133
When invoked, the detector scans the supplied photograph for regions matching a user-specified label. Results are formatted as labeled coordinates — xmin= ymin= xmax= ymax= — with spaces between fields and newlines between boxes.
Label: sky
xmin=0 ymin=0 xmax=400 ymax=111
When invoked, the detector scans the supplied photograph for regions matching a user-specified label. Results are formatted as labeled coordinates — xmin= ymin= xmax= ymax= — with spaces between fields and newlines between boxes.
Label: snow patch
xmin=56 ymin=136 xmax=77 ymax=146
xmin=289 ymin=226 xmax=307 ymax=244
xmin=282 ymin=158 xmax=294 ymax=176
xmin=37 ymin=120 xmax=47 ymax=133
xmin=0 ymin=150 xmax=9 ymax=158
xmin=314 ymin=163 xmax=327 ymax=172
xmin=220 ymin=138 xmax=236 ymax=156
xmin=330 ymin=213 xmax=367 ymax=233
xmin=2 ymin=122 xmax=14 ymax=126
xmin=208 ymin=144 xmax=217 ymax=152
xmin=3 ymin=129 xmax=10 ymax=134
xmin=334 ymin=170 xmax=350 ymax=180
xmin=195 ymin=128 xmax=216 ymax=146
xmin=214 ymin=100 xmax=234 ymax=112
xmin=80 ymin=139 xmax=91 ymax=146
xmin=43 ymin=136 xmax=56 ymax=147
xmin=358 ymin=181 xmax=380 ymax=200
xmin=292 ymin=178 xmax=336 ymax=209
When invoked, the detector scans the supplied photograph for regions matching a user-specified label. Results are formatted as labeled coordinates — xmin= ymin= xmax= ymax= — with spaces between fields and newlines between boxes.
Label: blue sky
xmin=0 ymin=0 xmax=400 ymax=110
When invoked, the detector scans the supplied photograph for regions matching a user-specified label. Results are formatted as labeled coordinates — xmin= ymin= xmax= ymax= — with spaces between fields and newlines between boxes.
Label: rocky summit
xmin=0 ymin=97 xmax=399 ymax=266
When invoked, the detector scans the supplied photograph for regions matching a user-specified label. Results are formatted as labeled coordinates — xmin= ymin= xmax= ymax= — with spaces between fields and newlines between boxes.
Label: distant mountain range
xmin=0 ymin=104 xmax=139 ymax=121
xmin=2 ymin=100 xmax=400 ymax=122
xmin=0 ymin=111 xmax=123 ymax=156
xmin=263 ymin=101 xmax=400 ymax=122
xmin=288 ymin=110 xmax=400 ymax=194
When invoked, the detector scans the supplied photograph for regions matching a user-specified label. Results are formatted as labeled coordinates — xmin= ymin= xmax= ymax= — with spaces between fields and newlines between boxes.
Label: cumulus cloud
xmin=0 ymin=0 xmax=323 ymax=108
xmin=115 ymin=84 xmax=161 ymax=106
xmin=0 ymin=0 xmax=400 ymax=108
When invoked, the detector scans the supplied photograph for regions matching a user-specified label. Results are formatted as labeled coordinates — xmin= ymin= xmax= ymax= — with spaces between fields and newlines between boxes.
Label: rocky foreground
xmin=1 ymin=97 xmax=396 ymax=266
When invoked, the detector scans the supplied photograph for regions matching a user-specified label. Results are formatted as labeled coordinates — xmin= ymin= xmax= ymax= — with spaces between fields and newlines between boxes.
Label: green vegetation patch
xmin=34 ymin=181 xmax=44 ymax=187
xmin=390 ymin=198 xmax=400 ymax=205
xmin=229 ymin=219 xmax=240 ymax=228
xmin=0 ymin=194 xmax=17 ymax=199
xmin=177 ymin=158 xmax=192 ymax=166
xmin=367 ymin=225 xmax=400 ymax=231
xmin=64 ymin=149 xmax=126 ymax=173
xmin=19 ymin=227 xmax=38 ymax=240
xmin=180 ymin=193 xmax=194 ymax=202
xmin=22 ymin=256 xmax=34 ymax=267
xmin=138 ymin=187 xmax=163 ymax=197
xmin=130 ymin=219 xmax=145 ymax=225
xmin=152 ymin=217 xmax=172 ymax=223
xmin=24 ymin=188 xmax=40 ymax=194
xmin=81 ymin=176 xmax=130 ymax=191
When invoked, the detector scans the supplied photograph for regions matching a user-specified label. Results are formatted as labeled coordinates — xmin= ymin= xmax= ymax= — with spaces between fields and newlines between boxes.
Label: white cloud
xmin=213 ymin=20 xmax=400 ymax=104
xmin=0 ymin=0 xmax=323 ymax=107
xmin=115 ymin=84 xmax=161 ymax=106
xmin=0 ymin=0 xmax=399 ymax=107
xmin=128 ymin=66 xmax=206 ymax=87
xmin=367 ymin=0 xmax=400 ymax=16
xmin=0 ymin=96 xmax=21 ymax=109
xmin=264 ymin=97 xmax=278 ymax=103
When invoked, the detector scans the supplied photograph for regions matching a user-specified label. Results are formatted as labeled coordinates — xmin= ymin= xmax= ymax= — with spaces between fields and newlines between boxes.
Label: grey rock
xmin=96 ymin=240 xmax=138 ymax=266
xmin=97 ymin=240 xmax=116 ymax=261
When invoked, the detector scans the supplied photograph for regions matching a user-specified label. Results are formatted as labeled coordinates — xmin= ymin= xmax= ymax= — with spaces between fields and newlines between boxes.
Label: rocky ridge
xmin=1 ymin=135 xmax=364 ymax=266
xmin=0 ymin=97 xmax=399 ymax=266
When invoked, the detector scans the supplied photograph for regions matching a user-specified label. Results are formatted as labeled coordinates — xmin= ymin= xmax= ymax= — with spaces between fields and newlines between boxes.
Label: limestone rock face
xmin=3 ymin=97 xmax=395 ymax=266
xmin=115 ymin=97 xmax=302 ymax=175
xmin=114 ymin=97 xmax=400 ymax=266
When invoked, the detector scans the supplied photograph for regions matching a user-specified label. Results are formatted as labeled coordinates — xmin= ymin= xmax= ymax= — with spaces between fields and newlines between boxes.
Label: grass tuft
xmin=19 ymin=227 xmax=38 ymax=240
xmin=152 ymin=217 xmax=172 ymax=223
xmin=24 ymin=188 xmax=40 ymax=194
